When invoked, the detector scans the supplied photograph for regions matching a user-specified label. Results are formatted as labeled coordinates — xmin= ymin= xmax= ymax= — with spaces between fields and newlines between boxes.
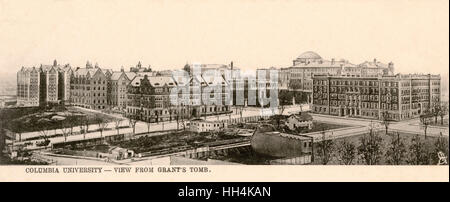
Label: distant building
xmin=285 ymin=112 xmax=313 ymax=130
xmin=189 ymin=119 xmax=227 ymax=133
xmin=280 ymin=51 xmax=394 ymax=104
xmin=312 ymin=74 xmax=441 ymax=120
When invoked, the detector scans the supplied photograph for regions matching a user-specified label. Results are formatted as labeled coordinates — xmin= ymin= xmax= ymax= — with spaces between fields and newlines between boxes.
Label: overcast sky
xmin=0 ymin=0 xmax=448 ymax=79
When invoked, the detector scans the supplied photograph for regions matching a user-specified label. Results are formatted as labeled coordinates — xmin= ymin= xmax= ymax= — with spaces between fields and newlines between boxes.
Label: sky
xmin=0 ymin=0 xmax=448 ymax=82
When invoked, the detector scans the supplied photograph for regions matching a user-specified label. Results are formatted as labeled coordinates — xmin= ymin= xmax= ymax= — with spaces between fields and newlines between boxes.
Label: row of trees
xmin=315 ymin=127 xmax=448 ymax=165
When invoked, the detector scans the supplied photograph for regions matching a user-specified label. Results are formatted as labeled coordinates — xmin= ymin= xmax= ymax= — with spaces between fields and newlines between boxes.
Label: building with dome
xmin=279 ymin=51 xmax=395 ymax=104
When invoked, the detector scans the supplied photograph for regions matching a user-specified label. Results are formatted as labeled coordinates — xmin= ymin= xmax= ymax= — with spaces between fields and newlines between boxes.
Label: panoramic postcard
xmin=0 ymin=0 xmax=448 ymax=182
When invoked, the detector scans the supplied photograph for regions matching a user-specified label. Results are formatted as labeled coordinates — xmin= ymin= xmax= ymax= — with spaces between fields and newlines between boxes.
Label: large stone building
xmin=279 ymin=51 xmax=394 ymax=104
xmin=70 ymin=62 xmax=110 ymax=110
xmin=311 ymin=74 xmax=441 ymax=121
xmin=126 ymin=75 xmax=181 ymax=122
xmin=16 ymin=60 xmax=72 ymax=107
xmin=17 ymin=67 xmax=40 ymax=106
xmin=110 ymin=69 xmax=136 ymax=110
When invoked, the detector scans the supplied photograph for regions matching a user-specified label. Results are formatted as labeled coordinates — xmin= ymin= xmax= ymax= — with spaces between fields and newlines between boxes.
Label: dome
xmin=297 ymin=51 xmax=322 ymax=60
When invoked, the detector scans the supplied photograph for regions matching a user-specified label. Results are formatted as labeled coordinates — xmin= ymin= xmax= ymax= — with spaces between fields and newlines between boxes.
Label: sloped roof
xmin=148 ymin=76 xmax=176 ymax=87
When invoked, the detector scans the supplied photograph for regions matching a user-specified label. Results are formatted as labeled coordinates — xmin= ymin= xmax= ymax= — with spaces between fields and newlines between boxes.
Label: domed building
xmin=293 ymin=51 xmax=323 ymax=66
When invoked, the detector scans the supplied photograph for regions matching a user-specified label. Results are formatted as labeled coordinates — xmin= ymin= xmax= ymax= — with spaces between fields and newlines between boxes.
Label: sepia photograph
xmin=0 ymin=0 xmax=448 ymax=183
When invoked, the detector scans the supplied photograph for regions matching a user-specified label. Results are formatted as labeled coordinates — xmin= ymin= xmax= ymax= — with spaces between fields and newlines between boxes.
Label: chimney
xmin=120 ymin=66 xmax=124 ymax=72
xmin=331 ymin=58 xmax=335 ymax=65
xmin=230 ymin=61 xmax=233 ymax=70
xmin=373 ymin=58 xmax=377 ymax=63
xmin=53 ymin=59 xmax=57 ymax=67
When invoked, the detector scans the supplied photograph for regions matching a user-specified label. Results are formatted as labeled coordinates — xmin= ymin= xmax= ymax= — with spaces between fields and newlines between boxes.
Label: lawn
xmin=3 ymin=106 xmax=120 ymax=133
xmin=115 ymin=130 xmax=246 ymax=154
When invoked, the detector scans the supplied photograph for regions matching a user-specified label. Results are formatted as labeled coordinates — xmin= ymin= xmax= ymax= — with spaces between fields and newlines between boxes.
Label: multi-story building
xmin=126 ymin=75 xmax=180 ymax=122
xmin=70 ymin=63 xmax=109 ymax=110
xmin=17 ymin=60 xmax=72 ymax=107
xmin=280 ymin=51 xmax=394 ymax=104
xmin=17 ymin=67 xmax=40 ymax=106
xmin=311 ymin=74 xmax=441 ymax=121
xmin=110 ymin=70 xmax=136 ymax=110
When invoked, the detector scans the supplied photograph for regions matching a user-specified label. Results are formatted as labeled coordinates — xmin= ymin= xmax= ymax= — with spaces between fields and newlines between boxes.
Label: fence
xmin=219 ymin=115 xmax=271 ymax=125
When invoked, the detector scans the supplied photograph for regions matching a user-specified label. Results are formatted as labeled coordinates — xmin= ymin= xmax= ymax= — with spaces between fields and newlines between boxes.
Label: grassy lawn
xmin=115 ymin=130 xmax=246 ymax=154
xmin=3 ymin=106 xmax=120 ymax=133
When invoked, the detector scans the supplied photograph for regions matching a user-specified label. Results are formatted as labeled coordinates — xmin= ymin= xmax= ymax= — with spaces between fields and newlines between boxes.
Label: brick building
xmin=279 ymin=51 xmax=394 ymax=104
xmin=311 ymin=74 xmax=441 ymax=120
xmin=70 ymin=62 xmax=109 ymax=109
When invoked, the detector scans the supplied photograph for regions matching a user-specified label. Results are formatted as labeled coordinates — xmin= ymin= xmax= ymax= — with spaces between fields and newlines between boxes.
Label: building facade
xmin=110 ymin=70 xmax=136 ymax=110
xmin=70 ymin=64 xmax=109 ymax=110
xmin=17 ymin=67 xmax=40 ymax=106
xmin=311 ymin=74 xmax=441 ymax=121
xmin=17 ymin=60 xmax=72 ymax=107
xmin=280 ymin=51 xmax=394 ymax=104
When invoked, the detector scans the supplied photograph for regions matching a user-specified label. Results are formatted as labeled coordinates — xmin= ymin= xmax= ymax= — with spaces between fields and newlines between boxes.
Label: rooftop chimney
xmin=230 ymin=61 xmax=233 ymax=70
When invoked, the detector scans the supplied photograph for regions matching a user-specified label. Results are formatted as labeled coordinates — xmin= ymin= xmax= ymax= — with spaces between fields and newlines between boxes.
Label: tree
xmin=114 ymin=119 xmax=123 ymax=136
xmin=127 ymin=114 xmax=138 ymax=135
xmin=145 ymin=112 xmax=155 ymax=134
xmin=432 ymin=102 xmax=441 ymax=124
xmin=336 ymin=139 xmax=356 ymax=165
xmin=431 ymin=133 xmax=449 ymax=165
xmin=407 ymin=134 xmax=431 ymax=165
xmin=95 ymin=115 xmax=109 ymax=138
xmin=59 ymin=122 xmax=71 ymax=143
xmin=278 ymin=91 xmax=292 ymax=115
xmin=357 ymin=124 xmax=383 ymax=165
xmin=38 ymin=129 xmax=50 ymax=150
xmin=385 ymin=132 xmax=407 ymax=165
xmin=381 ymin=110 xmax=392 ymax=135
xmin=419 ymin=115 xmax=431 ymax=139
xmin=438 ymin=104 xmax=448 ymax=125
xmin=316 ymin=129 xmax=334 ymax=165
xmin=83 ymin=116 xmax=91 ymax=134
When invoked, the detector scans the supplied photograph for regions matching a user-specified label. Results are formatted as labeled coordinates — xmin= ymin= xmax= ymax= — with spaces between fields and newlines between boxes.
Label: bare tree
xmin=357 ymin=124 xmax=383 ymax=165
xmin=316 ymin=129 xmax=334 ymax=165
xmin=127 ymin=114 xmax=138 ymax=135
xmin=420 ymin=115 xmax=431 ymax=139
xmin=59 ymin=122 xmax=71 ymax=143
xmin=432 ymin=102 xmax=441 ymax=124
xmin=114 ymin=119 xmax=123 ymax=136
xmin=385 ymin=132 xmax=407 ymax=165
xmin=407 ymin=134 xmax=431 ymax=165
xmin=145 ymin=112 xmax=155 ymax=134
xmin=381 ymin=110 xmax=392 ymax=135
xmin=336 ymin=139 xmax=356 ymax=165
xmin=438 ymin=104 xmax=448 ymax=125
xmin=95 ymin=115 xmax=109 ymax=138
xmin=38 ymin=129 xmax=50 ymax=150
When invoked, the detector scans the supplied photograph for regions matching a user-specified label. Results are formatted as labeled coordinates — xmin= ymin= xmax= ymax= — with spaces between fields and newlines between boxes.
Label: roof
xmin=110 ymin=72 xmax=124 ymax=80
xmin=289 ymin=112 xmax=313 ymax=121
xmin=358 ymin=61 xmax=388 ymax=68
xmin=292 ymin=59 xmax=356 ymax=68
xmin=130 ymin=76 xmax=145 ymax=87
xmin=296 ymin=51 xmax=322 ymax=60
xmin=148 ymin=76 xmax=176 ymax=87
